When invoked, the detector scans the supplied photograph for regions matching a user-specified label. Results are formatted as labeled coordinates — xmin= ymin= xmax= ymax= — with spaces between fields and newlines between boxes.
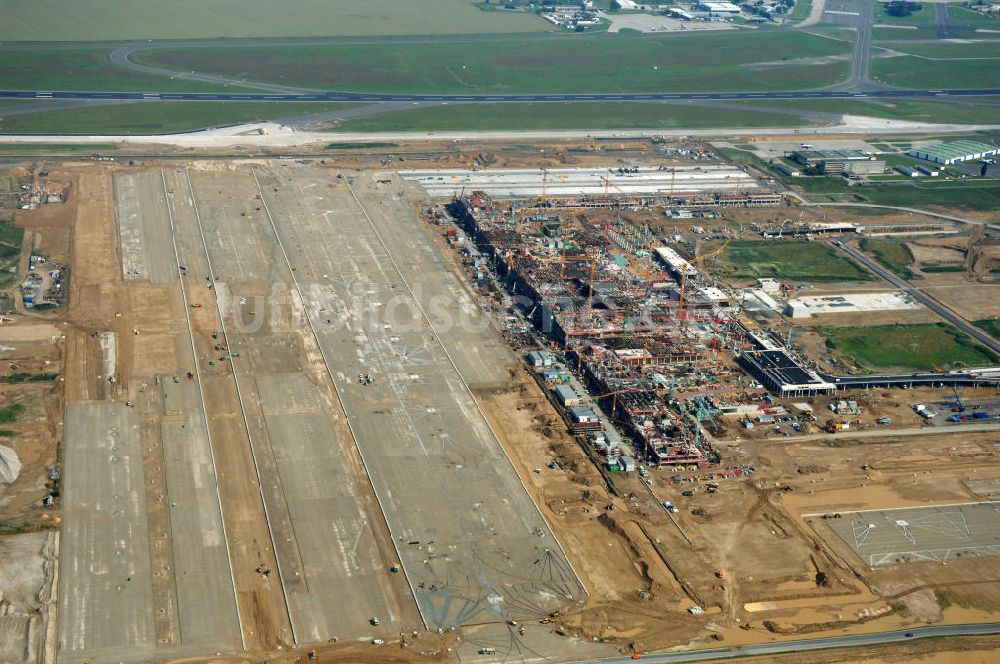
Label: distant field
xmin=328 ymin=101 xmax=809 ymax=132
xmin=745 ymin=97 xmax=1000 ymax=124
xmin=796 ymin=176 xmax=1000 ymax=210
xmin=133 ymin=32 xmax=852 ymax=94
xmin=820 ymin=323 xmax=997 ymax=371
xmin=0 ymin=102 xmax=357 ymax=135
xmin=0 ymin=143 xmax=119 ymax=154
xmin=712 ymin=240 xmax=872 ymax=283
xmin=878 ymin=40 xmax=1000 ymax=59
xmin=871 ymin=53 xmax=1000 ymax=88
xmin=859 ymin=238 xmax=917 ymax=279
xmin=0 ymin=0 xmax=546 ymax=41
xmin=0 ymin=50 xmax=230 ymax=93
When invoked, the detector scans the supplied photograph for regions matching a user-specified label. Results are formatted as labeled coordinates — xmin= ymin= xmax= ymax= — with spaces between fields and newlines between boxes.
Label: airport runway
xmin=3 ymin=87 xmax=1000 ymax=104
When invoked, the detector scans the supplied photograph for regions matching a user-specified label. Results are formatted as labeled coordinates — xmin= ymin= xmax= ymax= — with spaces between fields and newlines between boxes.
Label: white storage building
xmin=909 ymin=140 xmax=998 ymax=165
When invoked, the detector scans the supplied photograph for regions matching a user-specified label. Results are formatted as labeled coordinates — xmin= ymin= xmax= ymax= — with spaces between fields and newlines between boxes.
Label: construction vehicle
xmin=370 ymin=616 xmax=380 ymax=626
xmin=825 ymin=419 xmax=850 ymax=433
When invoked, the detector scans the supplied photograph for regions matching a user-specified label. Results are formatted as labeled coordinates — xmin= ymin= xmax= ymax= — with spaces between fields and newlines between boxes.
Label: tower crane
xmin=677 ymin=241 xmax=729 ymax=320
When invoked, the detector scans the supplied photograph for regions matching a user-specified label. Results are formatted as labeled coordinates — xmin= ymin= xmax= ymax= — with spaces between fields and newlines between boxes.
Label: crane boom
xmin=678 ymin=241 xmax=729 ymax=319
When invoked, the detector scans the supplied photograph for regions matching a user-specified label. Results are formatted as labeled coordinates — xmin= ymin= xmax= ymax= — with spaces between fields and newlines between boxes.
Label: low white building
xmin=784 ymin=291 xmax=920 ymax=319
xmin=696 ymin=1 xmax=741 ymax=14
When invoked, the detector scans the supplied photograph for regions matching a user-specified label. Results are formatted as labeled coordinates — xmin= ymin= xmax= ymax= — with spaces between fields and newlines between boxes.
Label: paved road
xmin=577 ymin=623 xmax=1000 ymax=663
xmin=761 ymin=421 xmax=1000 ymax=445
xmin=3 ymin=87 xmax=1000 ymax=104
xmin=799 ymin=202 xmax=1000 ymax=231
xmin=832 ymin=240 xmax=1000 ymax=355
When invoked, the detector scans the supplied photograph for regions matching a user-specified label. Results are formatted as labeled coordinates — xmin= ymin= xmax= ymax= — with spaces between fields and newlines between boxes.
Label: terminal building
xmin=790 ymin=150 xmax=885 ymax=175
xmin=909 ymin=140 xmax=998 ymax=165
xmin=737 ymin=331 xmax=837 ymax=397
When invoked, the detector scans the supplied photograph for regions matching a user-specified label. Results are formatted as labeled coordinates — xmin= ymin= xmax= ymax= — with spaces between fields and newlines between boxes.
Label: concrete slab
xmin=187 ymin=171 xmax=289 ymax=284
xmin=355 ymin=174 xmax=511 ymax=387
xmin=255 ymin=373 xmax=393 ymax=641
xmin=114 ymin=171 xmax=178 ymax=283
xmin=185 ymin=167 xmax=407 ymax=644
xmin=59 ymin=402 xmax=156 ymax=663
xmin=159 ymin=379 xmax=242 ymax=649
xmin=255 ymin=165 xmax=586 ymax=629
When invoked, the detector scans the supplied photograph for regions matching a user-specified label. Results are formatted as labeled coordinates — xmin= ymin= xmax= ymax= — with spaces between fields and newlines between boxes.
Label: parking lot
xmin=929 ymin=397 xmax=1000 ymax=427
xmin=824 ymin=503 xmax=1000 ymax=567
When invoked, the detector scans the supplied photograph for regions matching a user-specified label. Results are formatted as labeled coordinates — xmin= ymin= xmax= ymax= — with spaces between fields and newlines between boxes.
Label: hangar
xmin=909 ymin=140 xmax=998 ymax=165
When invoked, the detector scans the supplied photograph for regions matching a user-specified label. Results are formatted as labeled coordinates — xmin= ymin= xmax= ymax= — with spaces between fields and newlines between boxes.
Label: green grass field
xmin=878 ymin=40 xmax=1000 ymax=59
xmin=329 ymin=101 xmax=811 ymax=132
xmin=0 ymin=50 xmax=231 ymax=93
xmin=859 ymin=238 xmax=917 ymax=279
xmin=787 ymin=0 xmax=814 ymax=22
xmin=797 ymin=177 xmax=1000 ymax=210
xmin=746 ymin=96 xmax=1000 ymax=124
xmin=133 ymin=32 xmax=852 ymax=94
xmin=0 ymin=0 xmax=546 ymax=41
xmin=0 ymin=221 xmax=23 ymax=261
xmin=871 ymin=54 xmax=1000 ymax=89
xmin=712 ymin=240 xmax=872 ymax=283
xmin=874 ymin=3 xmax=935 ymax=26
xmin=975 ymin=319 xmax=1000 ymax=338
xmin=0 ymin=102 xmax=357 ymax=135
xmin=0 ymin=403 xmax=23 ymax=424
xmin=872 ymin=25 xmax=941 ymax=38
xmin=949 ymin=6 xmax=1000 ymax=28
xmin=920 ymin=265 xmax=966 ymax=273
xmin=0 ymin=144 xmax=119 ymax=155
xmin=819 ymin=323 xmax=997 ymax=371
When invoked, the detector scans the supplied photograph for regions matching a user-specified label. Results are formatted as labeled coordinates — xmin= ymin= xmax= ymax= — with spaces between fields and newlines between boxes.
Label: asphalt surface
xmin=4 ymin=88 xmax=1000 ymax=103
xmin=578 ymin=623 xmax=1000 ymax=663
xmin=822 ymin=0 xmax=876 ymax=90
xmin=832 ymin=240 xmax=1000 ymax=355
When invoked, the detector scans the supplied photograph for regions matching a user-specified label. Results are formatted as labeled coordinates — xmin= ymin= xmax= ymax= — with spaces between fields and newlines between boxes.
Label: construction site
xmin=0 ymin=137 xmax=999 ymax=664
